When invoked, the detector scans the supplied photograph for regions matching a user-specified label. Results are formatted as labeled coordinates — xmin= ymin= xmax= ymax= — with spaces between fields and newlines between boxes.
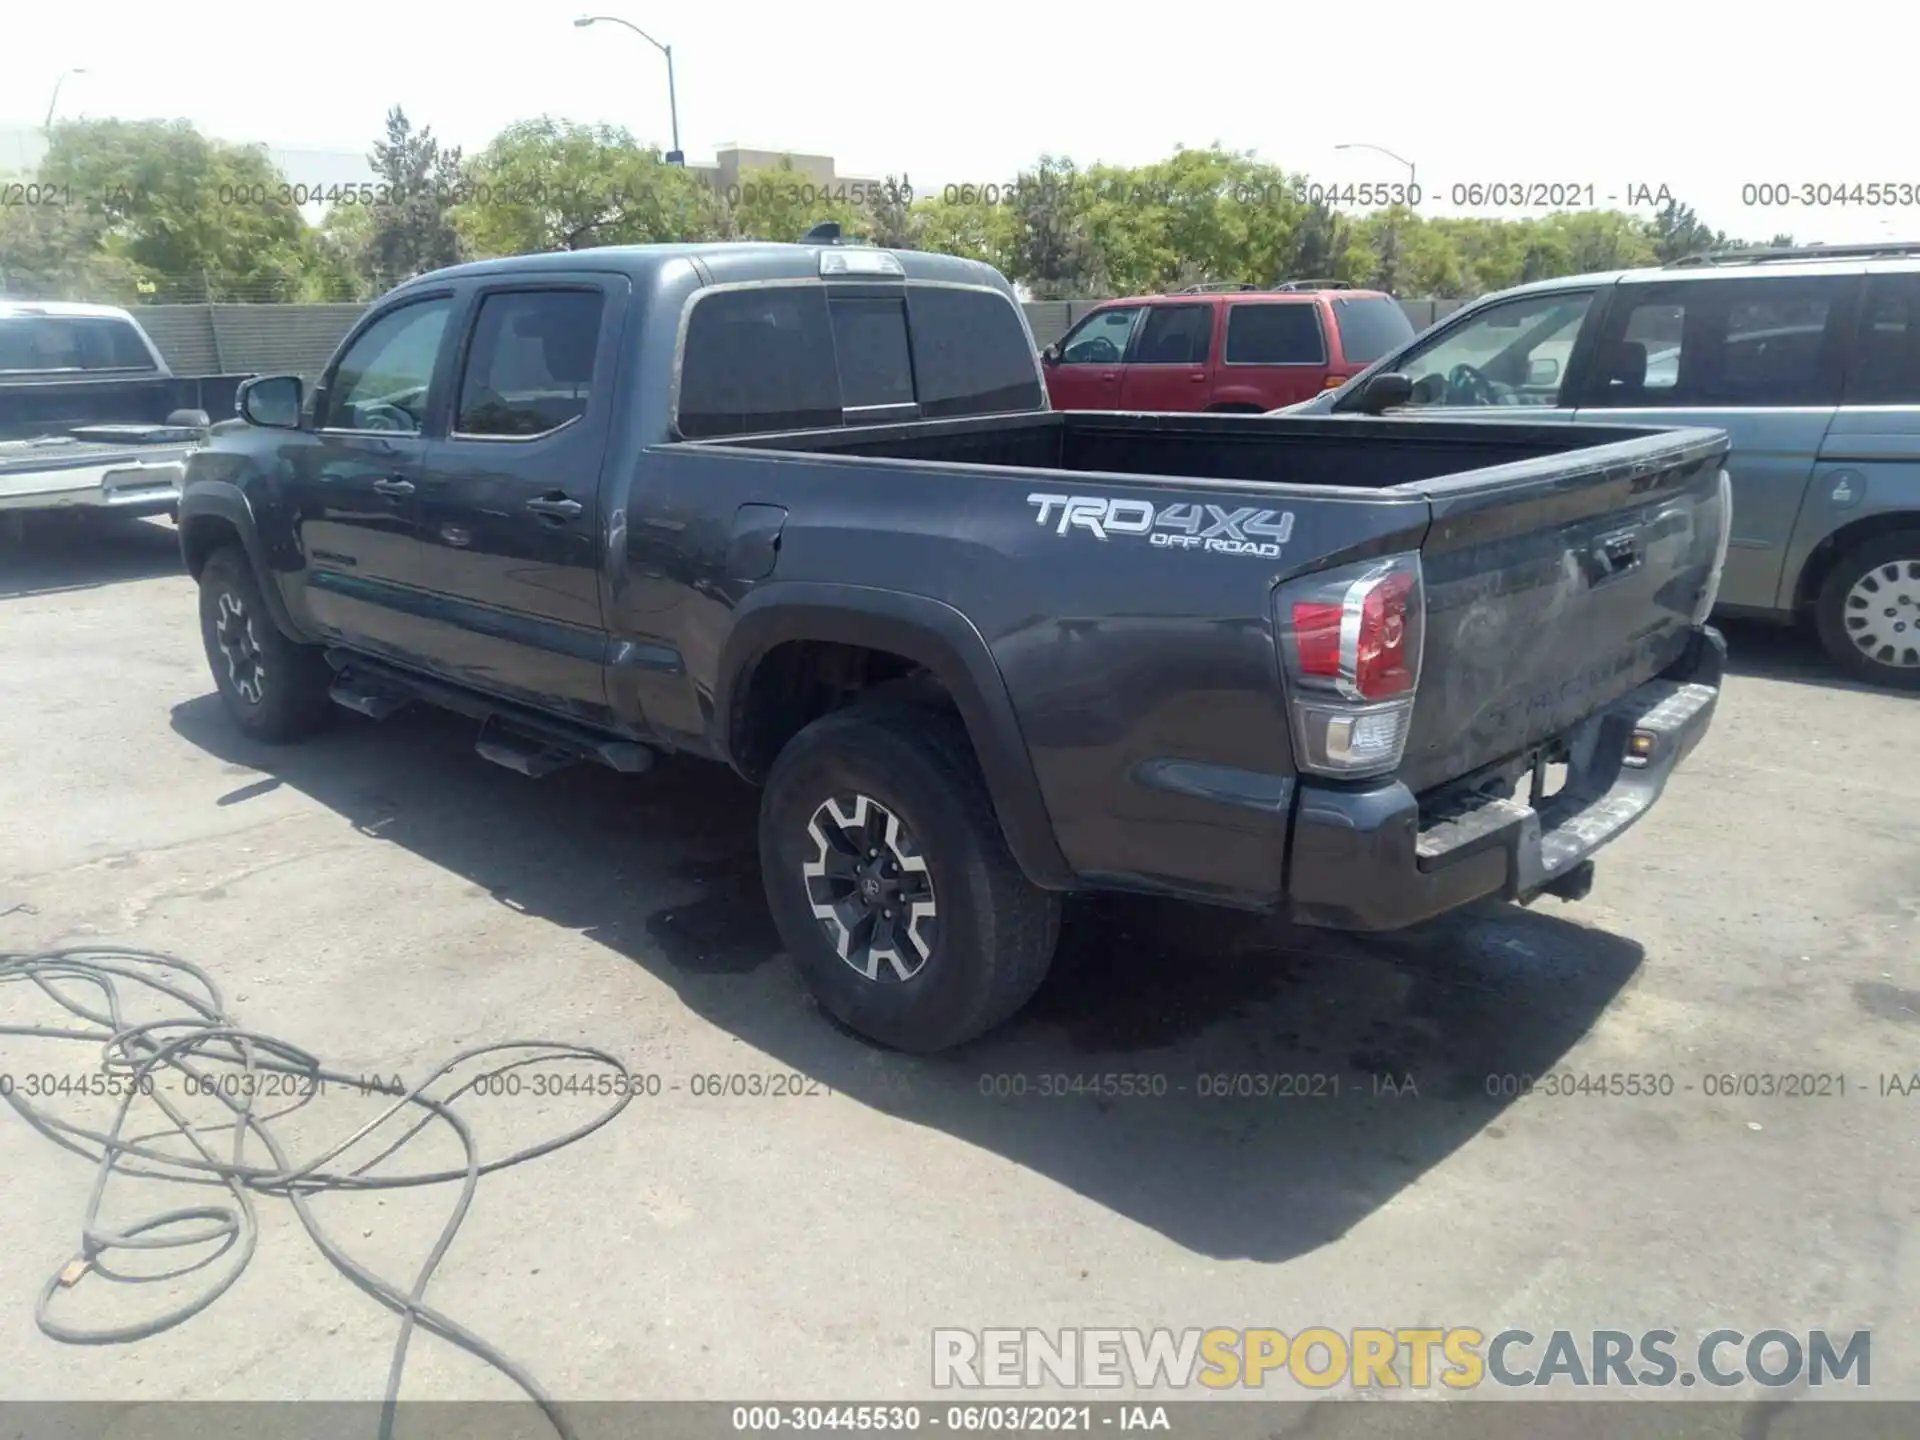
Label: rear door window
xmin=1131 ymin=304 xmax=1213 ymax=365
xmin=1585 ymin=277 xmax=1851 ymax=407
xmin=1225 ymin=303 xmax=1326 ymax=364
xmin=1844 ymin=272 xmax=1920 ymax=405
xmin=454 ymin=289 xmax=604 ymax=437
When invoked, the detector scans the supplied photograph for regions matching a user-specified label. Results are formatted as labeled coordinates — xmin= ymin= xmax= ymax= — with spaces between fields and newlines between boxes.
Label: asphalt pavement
xmin=1 ymin=515 xmax=1915 ymax=1427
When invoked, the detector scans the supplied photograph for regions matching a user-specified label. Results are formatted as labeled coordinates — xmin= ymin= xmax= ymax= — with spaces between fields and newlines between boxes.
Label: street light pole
xmin=44 ymin=68 xmax=87 ymax=134
xmin=575 ymin=15 xmax=682 ymax=165
xmin=1334 ymin=141 xmax=1416 ymax=193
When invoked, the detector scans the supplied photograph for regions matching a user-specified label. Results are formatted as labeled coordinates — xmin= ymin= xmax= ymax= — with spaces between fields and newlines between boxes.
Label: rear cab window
xmin=676 ymin=282 xmax=1042 ymax=438
xmin=0 ymin=314 xmax=158 ymax=374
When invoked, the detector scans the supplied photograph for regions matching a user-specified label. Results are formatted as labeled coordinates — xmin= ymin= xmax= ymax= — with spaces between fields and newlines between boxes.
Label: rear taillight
xmin=1275 ymin=553 xmax=1425 ymax=778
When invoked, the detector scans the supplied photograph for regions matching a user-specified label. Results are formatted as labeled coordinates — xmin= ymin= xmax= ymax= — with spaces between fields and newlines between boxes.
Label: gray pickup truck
xmin=178 ymin=239 xmax=1732 ymax=1052
xmin=0 ymin=300 xmax=241 ymax=535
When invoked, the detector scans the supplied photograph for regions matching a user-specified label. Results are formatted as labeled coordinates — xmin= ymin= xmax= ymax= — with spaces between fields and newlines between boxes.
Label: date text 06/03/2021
xmin=730 ymin=1405 xmax=1169 ymax=1432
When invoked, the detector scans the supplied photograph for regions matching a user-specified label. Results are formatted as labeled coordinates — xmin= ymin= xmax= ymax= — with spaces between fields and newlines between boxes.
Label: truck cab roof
xmin=393 ymin=241 xmax=1021 ymax=302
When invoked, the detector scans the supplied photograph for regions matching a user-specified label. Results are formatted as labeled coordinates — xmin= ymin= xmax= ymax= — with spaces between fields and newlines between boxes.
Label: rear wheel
xmin=197 ymin=546 xmax=336 ymax=740
xmin=1813 ymin=530 xmax=1920 ymax=690
xmin=758 ymin=703 xmax=1061 ymax=1053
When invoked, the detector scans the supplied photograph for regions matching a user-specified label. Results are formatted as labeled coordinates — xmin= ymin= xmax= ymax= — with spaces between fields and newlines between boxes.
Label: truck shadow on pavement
xmin=170 ymin=695 xmax=1644 ymax=1264
xmin=0 ymin=514 xmax=184 ymax=600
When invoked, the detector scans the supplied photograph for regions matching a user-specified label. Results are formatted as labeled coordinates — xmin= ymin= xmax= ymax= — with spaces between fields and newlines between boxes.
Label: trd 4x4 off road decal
xmin=1026 ymin=493 xmax=1295 ymax=558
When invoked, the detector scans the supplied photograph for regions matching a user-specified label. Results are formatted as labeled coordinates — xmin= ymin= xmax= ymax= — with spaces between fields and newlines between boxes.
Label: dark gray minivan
xmin=1286 ymin=243 xmax=1920 ymax=689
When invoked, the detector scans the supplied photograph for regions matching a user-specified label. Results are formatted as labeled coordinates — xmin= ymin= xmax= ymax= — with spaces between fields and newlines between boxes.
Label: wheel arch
xmin=1791 ymin=511 xmax=1920 ymax=611
xmin=178 ymin=483 xmax=307 ymax=643
xmin=716 ymin=583 xmax=1075 ymax=890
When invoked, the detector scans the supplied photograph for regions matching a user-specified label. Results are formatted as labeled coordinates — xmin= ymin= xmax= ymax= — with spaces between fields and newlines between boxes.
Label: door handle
xmin=1100 ymin=371 xmax=1117 ymax=380
xmin=371 ymin=477 xmax=415 ymax=497
xmin=1188 ymin=374 xmax=1206 ymax=382
xmin=525 ymin=494 xmax=583 ymax=520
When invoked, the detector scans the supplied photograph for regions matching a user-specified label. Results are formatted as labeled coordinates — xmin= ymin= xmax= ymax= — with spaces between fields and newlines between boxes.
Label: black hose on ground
xmin=0 ymin=945 xmax=637 ymax=1440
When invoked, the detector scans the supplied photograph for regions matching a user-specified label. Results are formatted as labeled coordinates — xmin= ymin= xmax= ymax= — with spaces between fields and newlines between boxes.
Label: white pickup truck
xmin=0 ymin=301 xmax=238 ymax=537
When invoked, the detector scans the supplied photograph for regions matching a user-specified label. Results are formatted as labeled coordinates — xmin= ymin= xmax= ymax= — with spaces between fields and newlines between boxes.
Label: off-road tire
xmin=1813 ymin=530 xmax=1920 ymax=691
xmin=758 ymin=702 xmax=1061 ymax=1053
xmin=197 ymin=546 xmax=336 ymax=741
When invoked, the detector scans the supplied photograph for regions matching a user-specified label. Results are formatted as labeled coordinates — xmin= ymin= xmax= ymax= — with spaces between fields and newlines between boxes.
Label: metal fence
xmin=131 ymin=298 xmax=1467 ymax=383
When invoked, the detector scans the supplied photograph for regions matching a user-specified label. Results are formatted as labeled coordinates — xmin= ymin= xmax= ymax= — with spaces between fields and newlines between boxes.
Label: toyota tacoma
xmin=177 ymin=240 xmax=1733 ymax=1053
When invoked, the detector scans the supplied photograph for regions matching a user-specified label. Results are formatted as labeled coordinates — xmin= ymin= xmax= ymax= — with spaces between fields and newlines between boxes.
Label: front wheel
xmin=197 ymin=546 xmax=336 ymax=741
xmin=1813 ymin=531 xmax=1920 ymax=690
xmin=758 ymin=703 xmax=1061 ymax=1053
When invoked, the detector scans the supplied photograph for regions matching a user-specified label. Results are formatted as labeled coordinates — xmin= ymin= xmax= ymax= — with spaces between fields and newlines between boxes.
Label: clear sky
xmin=12 ymin=0 xmax=1915 ymax=246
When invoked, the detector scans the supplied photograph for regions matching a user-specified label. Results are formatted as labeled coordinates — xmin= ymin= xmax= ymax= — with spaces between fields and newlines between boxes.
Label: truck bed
xmin=0 ymin=373 xmax=249 ymax=444
xmin=670 ymin=408 xmax=1731 ymax=805
xmin=698 ymin=408 xmax=1669 ymax=491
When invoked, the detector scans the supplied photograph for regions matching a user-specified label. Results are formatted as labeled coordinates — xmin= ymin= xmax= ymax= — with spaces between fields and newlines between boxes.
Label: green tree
xmin=1002 ymin=156 xmax=1108 ymax=298
xmin=1649 ymin=198 xmax=1726 ymax=264
xmin=365 ymin=107 xmax=465 ymax=285
xmin=27 ymin=118 xmax=315 ymax=301
xmin=304 ymin=202 xmax=383 ymax=300
xmin=0 ymin=195 xmax=134 ymax=300
xmin=907 ymin=192 xmax=1014 ymax=268
xmin=860 ymin=176 xmax=920 ymax=249
xmin=728 ymin=157 xmax=863 ymax=241
xmin=453 ymin=118 xmax=723 ymax=257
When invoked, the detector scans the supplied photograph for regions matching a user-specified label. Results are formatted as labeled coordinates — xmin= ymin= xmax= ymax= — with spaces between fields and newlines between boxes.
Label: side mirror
xmin=1337 ymin=372 xmax=1414 ymax=415
xmin=1526 ymin=357 xmax=1561 ymax=387
xmin=165 ymin=408 xmax=212 ymax=429
xmin=1041 ymin=343 xmax=1060 ymax=366
xmin=237 ymin=374 xmax=304 ymax=430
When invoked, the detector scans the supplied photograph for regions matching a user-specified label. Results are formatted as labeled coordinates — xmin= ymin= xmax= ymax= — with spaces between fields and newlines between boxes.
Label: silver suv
xmin=1287 ymin=243 xmax=1920 ymax=689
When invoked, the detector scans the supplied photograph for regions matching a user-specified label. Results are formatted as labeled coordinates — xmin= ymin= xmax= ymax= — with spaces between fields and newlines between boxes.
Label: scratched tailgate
xmin=1394 ymin=422 xmax=1731 ymax=796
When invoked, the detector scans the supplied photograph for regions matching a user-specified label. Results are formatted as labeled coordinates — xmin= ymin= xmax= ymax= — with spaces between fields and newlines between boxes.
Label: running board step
xmin=472 ymin=717 xmax=655 ymax=778
xmin=476 ymin=723 xmax=579 ymax=778
xmin=329 ymin=677 xmax=411 ymax=719
xmin=323 ymin=650 xmax=657 ymax=777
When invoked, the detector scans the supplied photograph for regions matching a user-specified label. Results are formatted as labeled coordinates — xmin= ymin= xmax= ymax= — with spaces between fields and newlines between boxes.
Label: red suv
xmin=1039 ymin=283 xmax=1416 ymax=413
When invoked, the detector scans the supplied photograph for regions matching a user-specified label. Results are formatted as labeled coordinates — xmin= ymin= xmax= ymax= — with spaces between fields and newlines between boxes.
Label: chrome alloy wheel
xmin=1843 ymin=557 xmax=1920 ymax=669
xmin=801 ymin=793 xmax=938 ymax=982
xmin=214 ymin=590 xmax=267 ymax=704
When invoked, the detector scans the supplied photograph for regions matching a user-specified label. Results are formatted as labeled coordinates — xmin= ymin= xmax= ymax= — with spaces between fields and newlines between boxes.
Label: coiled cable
xmin=0 ymin=945 xmax=636 ymax=1440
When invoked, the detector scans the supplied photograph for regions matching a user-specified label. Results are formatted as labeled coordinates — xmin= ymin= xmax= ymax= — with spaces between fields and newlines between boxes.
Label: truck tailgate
xmin=1396 ymin=424 xmax=1730 ymax=796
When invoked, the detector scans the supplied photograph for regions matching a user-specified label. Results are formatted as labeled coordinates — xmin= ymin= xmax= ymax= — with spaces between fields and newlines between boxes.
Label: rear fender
xmin=716 ymin=582 xmax=1075 ymax=890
